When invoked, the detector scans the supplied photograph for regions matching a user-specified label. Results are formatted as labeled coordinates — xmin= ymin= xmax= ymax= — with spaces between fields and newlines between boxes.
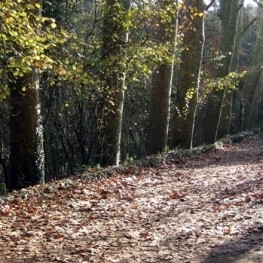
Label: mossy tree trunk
xmin=8 ymin=71 xmax=45 ymax=190
xmin=170 ymin=0 xmax=204 ymax=149
xmin=95 ymin=0 xmax=130 ymax=166
xmin=7 ymin=0 xmax=45 ymax=191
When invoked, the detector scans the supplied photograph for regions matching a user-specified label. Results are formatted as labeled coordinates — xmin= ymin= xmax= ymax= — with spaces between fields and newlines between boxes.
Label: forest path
xmin=0 ymin=134 xmax=262 ymax=263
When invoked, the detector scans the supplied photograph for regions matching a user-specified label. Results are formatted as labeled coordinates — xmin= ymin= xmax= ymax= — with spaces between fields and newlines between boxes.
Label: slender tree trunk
xmin=216 ymin=88 xmax=233 ymax=139
xmin=95 ymin=0 xmax=130 ymax=166
xmin=201 ymin=0 xmax=242 ymax=143
xmin=8 ymin=71 xmax=45 ymax=190
xmin=170 ymin=0 xmax=204 ymax=149
xmin=146 ymin=0 xmax=178 ymax=155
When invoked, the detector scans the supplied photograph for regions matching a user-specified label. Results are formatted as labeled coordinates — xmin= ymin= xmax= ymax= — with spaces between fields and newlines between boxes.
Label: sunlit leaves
xmin=0 ymin=0 xmax=70 ymax=100
xmin=205 ymin=71 xmax=248 ymax=92
xmin=200 ymin=71 xmax=248 ymax=102
xmin=50 ymin=22 xmax=57 ymax=29
xmin=0 ymin=83 xmax=10 ymax=101
xmin=34 ymin=2 xmax=41 ymax=9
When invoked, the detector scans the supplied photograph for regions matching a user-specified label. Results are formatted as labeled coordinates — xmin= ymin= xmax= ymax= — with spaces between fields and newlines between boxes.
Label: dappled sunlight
xmin=0 ymin=135 xmax=262 ymax=262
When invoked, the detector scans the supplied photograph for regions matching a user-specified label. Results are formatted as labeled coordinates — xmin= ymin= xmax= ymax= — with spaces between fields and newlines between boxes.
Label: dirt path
xmin=0 ymin=134 xmax=262 ymax=263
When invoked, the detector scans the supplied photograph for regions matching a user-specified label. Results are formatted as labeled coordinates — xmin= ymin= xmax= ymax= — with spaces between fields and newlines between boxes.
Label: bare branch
xmin=205 ymin=0 xmax=217 ymax=11
xmin=241 ymin=17 xmax=258 ymax=36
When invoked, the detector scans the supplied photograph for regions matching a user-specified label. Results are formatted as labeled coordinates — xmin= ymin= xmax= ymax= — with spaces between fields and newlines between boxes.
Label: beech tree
xmin=216 ymin=0 xmax=245 ymax=140
xmin=95 ymin=0 xmax=131 ymax=166
xmin=229 ymin=3 xmax=259 ymax=133
xmin=201 ymin=0 xmax=243 ymax=143
xmin=242 ymin=3 xmax=263 ymax=130
xmin=170 ymin=0 xmax=205 ymax=149
xmin=1 ymin=0 xmax=67 ymax=190
xmin=145 ymin=0 xmax=178 ymax=155
xmin=247 ymin=71 xmax=263 ymax=128
xmin=9 ymin=71 xmax=45 ymax=190
xmin=3 ymin=0 xmax=44 ymax=190
xmin=0 ymin=0 xmax=261 ymax=192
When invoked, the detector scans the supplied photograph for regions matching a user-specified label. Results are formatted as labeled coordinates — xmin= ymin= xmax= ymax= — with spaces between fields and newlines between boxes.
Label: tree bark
xmin=95 ymin=0 xmax=130 ymax=166
xmin=8 ymin=71 xmax=45 ymax=190
xmin=242 ymin=6 xmax=263 ymax=130
xmin=7 ymin=0 xmax=45 ymax=190
xmin=229 ymin=5 xmax=245 ymax=134
xmin=146 ymin=63 xmax=174 ymax=155
xmin=216 ymin=0 xmax=245 ymax=140
xmin=201 ymin=0 xmax=242 ymax=143
xmin=247 ymin=70 xmax=263 ymax=128
xmin=146 ymin=0 xmax=178 ymax=155
xmin=170 ymin=0 xmax=204 ymax=149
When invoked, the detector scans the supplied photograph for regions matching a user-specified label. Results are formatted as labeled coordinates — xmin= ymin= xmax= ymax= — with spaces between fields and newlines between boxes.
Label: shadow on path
xmin=200 ymin=226 xmax=263 ymax=263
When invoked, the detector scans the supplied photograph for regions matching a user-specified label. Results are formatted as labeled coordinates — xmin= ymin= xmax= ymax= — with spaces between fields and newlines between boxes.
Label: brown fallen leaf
xmin=224 ymin=226 xmax=232 ymax=235
xmin=168 ymin=191 xmax=182 ymax=200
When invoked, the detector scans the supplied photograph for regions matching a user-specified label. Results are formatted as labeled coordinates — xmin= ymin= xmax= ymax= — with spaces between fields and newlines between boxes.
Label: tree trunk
xmin=146 ymin=0 xmax=178 ymax=155
xmin=242 ymin=7 xmax=263 ymax=130
xmin=8 ymin=71 xmax=45 ymax=190
xmin=201 ymin=0 xmax=242 ymax=144
xmin=170 ymin=0 xmax=204 ymax=149
xmin=146 ymin=64 xmax=174 ymax=155
xmin=95 ymin=0 xmax=130 ymax=166
xmin=256 ymin=93 xmax=263 ymax=127
xmin=230 ymin=86 xmax=244 ymax=134
xmin=7 ymin=0 xmax=45 ymax=190
xmin=216 ymin=0 xmax=245 ymax=140
xmin=229 ymin=5 xmax=245 ymax=134
xmin=247 ymin=70 xmax=263 ymax=128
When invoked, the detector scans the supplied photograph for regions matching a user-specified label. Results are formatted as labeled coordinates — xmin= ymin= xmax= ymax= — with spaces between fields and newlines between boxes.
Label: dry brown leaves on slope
xmin=0 ymin=135 xmax=262 ymax=263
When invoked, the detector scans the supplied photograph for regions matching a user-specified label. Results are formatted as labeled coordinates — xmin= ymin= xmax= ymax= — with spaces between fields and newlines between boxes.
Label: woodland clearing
xmin=0 ymin=134 xmax=262 ymax=263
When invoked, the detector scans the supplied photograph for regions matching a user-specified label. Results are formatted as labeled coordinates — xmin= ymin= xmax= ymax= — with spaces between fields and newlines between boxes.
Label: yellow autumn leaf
xmin=58 ymin=67 xmax=67 ymax=75
xmin=50 ymin=22 xmax=57 ymax=29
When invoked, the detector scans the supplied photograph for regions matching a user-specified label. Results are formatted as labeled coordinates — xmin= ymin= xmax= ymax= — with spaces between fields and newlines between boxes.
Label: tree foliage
xmin=0 ymin=0 xmax=70 ymax=99
xmin=0 ymin=0 xmax=262 ymax=191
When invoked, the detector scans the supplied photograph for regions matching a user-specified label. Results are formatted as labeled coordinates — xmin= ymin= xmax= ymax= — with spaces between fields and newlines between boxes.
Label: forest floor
xmin=0 ymin=134 xmax=262 ymax=263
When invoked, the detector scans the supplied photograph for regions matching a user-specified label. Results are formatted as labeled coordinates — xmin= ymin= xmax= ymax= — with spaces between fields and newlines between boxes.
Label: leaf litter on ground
xmin=0 ymin=133 xmax=262 ymax=263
